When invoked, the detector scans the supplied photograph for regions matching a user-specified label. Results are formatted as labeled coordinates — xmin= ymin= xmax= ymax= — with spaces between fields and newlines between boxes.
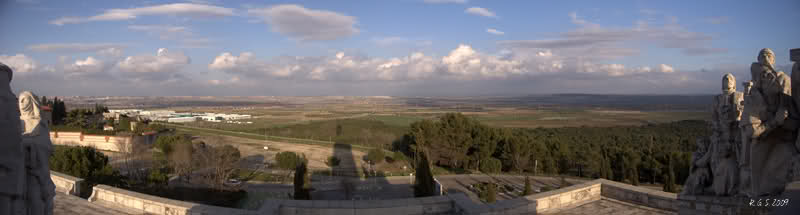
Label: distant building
xmin=167 ymin=117 xmax=196 ymax=123
xmin=103 ymin=125 xmax=114 ymax=131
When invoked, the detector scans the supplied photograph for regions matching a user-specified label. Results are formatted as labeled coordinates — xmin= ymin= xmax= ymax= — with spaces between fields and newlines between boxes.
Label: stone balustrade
xmin=84 ymin=178 xmax=681 ymax=215
xmin=598 ymin=179 xmax=677 ymax=211
xmin=50 ymin=171 xmax=84 ymax=196
xmin=88 ymin=185 xmax=260 ymax=215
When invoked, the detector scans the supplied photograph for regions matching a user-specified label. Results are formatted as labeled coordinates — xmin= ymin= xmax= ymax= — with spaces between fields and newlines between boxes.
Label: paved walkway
xmin=54 ymin=193 xmax=138 ymax=215
xmin=544 ymin=198 xmax=675 ymax=215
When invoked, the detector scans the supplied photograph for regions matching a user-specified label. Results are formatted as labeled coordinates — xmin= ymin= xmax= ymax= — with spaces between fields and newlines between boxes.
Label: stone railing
xmin=88 ymin=185 xmax=259 ymax=215
xmin=598 ymin=179 xmax=677 ymax=211
xmin=50 ymin=171 xmax=84 ymax=196
xmin=258 ymin=195 xmax=457 ymax=215
xmin=85 ymin=178 xmax=681 ymax=215
xmin=50 ymin=131 xmax=157 ymax=153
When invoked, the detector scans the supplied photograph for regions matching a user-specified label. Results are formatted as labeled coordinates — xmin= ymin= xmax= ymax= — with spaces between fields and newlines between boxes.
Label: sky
xmin=0 ymin=0 xmax=798 ymax=96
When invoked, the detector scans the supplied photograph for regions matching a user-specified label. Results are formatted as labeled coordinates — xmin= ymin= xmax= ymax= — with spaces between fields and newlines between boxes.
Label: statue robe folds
xmin=749 ymin=66 xmax=796 ymax=196
xmin=0 ymin=63 xmax=24 ymax=214
xmin=19 ymin=91 xmax=56 ymax=215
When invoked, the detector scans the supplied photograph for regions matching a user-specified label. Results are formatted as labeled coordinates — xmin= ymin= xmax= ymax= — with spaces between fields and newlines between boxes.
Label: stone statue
xmin=747 ymin=48 xmax=795 ymax=197
xmin=709 ymin=73 xmax=742 ymax=196
xmin=19 ymin=91 xmax=56 ymax=215
xmin=680 ymin=137 xmax=713 ymax=195
xmin=0 ymin=63 xmax=25 ymax=214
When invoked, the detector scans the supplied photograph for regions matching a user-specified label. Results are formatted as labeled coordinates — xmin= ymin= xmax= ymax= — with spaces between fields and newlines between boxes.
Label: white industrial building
xmin=167 ymin=117 xmax=196 ymax=123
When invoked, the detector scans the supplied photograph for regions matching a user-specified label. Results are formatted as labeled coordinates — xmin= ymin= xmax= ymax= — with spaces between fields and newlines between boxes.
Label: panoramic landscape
xmin=1 ymin=0 xmax=799 ymax=215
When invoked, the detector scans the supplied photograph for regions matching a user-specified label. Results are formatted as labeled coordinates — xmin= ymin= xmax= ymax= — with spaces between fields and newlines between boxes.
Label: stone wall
xmin=598 ymin=179 xmax=677 ymax=211
xmin=88 ymin=185 xmax=260 ymax=215
xmin=50 ymin=131 xmax=156 ymax=153
xmin=257 ymin=195 xmax=457 ymax=215
xmin=50 ymin=171 xmax=84 ymax=196
xmin=676 ymin=181 xmax=800 ymax=215
xmin=85 ymin=179 xmax=680 ymax=215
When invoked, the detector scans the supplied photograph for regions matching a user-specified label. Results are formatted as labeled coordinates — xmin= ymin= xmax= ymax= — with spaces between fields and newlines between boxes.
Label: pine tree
xmin=293 ymin=158 xmax=312 ymax=200
xmin=414 ymin=153 xmax=435 ymax=197
xmin=663 ymin=156 xmax=677 ymax=193
xmin=487 ymin=183 xmax=497 ymax=203
xmin=523 ymin=176 xmax=532 ymax=196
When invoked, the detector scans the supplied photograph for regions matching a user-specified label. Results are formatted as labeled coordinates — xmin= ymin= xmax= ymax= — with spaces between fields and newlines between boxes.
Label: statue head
xmin=0 ymin=62 xmax=11 ymax=84
xmin=722 ymin=73 xmax=736 ymax=94
xmin=18 ymin=91 xmax=41 ymax=119
xmin=758 ymin=48 xmax=776 ymax=68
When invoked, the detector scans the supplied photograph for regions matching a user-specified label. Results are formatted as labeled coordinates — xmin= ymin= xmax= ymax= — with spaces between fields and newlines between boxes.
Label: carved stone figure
xmin=0 ymin=63 xmax=25 ymax=214
xmin=680 ymin=138 xmax=713 ymax=195
xmin=709 ymin=73 xmax=742 ymax=196
xmin=19 ymin=91 xmax=56 ymax=215
xmin=747 ymin=48 xmax=795 ymax=197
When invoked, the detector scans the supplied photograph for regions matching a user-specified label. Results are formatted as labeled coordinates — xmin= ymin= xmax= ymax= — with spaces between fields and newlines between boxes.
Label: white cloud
xmin=64 ymin=56 xmax=109 ymax=80
xmin=372 ymin=37 xmax=410 ymax=46
xmin=128 ymin=25 xmax=189 ymax=39
xmin=248 ymin=4 xmax=359 ymax=41
xmin=116 ymin=48 xmax=191 ymax=81
xmin=498 ymin=12 xmax=727 ymax=58
xmin=0 ymin=54 xmax=38 ymax=74
xmin=127 ymin=25 xmax=212 ymax=48
xmin=50 ymin=3 xmax=235 ymax=25
xmin=207 ymin=44 xmax=687 ymax=84
xmin=487 ymin=28 xmax=504 ymax=35
xmin=659 ymin=64 xmax=674 ymax=73
xmin=465 ymin=7 xmax=497 ymax=18
xmin=97 ymin=47 xmax=124 ymax=57
xmin=27 ymin=43 xmax=125 ymax=54
xmin=423 ymin=0 xmax=467 ymax=4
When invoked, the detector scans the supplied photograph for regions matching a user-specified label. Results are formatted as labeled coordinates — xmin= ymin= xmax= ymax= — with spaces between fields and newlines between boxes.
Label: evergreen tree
xmin=663 ymin=155 xmax=677 ymax=193
xmin=413 ymin=153 xmax=435 ymax=197
xmin=293 ymin=157 xmax=311 ymax=200
xmin=486 ymin=183 xmax=497 ymax=203
xmin=523 ymin=176 xmax=532 ymax=196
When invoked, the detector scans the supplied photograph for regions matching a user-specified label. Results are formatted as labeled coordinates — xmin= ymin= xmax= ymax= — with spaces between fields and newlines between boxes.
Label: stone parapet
xmin=597 ymin=179 xmax=677 ymax=211
xmin=88 ymin=185 xmax=259 ymax=215
xmin=50 ymin=171 xmax=84 ymax=196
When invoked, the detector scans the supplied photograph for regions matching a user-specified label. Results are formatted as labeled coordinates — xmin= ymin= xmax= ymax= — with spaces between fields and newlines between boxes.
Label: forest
xmin=396 ymin=113 xmax=707 ymax=191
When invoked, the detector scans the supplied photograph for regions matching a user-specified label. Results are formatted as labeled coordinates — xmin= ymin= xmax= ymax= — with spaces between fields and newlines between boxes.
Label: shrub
xmin=366 ymin=148 xmax=385 ymax=164
xmin=49 ymin=146 xmax=126 ymax=197
xmin=275 ymin=151 xmax=303 ymax=170
xmin=479 ymin=158 xmax=502 ymax=174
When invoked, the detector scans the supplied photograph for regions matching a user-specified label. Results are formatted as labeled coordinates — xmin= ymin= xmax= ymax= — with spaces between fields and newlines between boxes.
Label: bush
xmin=275 ymin=151 xmax=304 ymax=170
xmin=49 ymin=146 xmax=126 ymax=197
xmin=479 ymin=158 xmax=502 ymax=174
xmin=154 ymin=135 xmax=191 ymax=155
xmin=366 ymin=148 xmax=385 ymax=164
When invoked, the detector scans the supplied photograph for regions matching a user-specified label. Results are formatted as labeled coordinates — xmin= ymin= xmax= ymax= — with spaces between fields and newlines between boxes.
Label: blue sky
xmin=1 ymin=0 xmax=798 ymax=96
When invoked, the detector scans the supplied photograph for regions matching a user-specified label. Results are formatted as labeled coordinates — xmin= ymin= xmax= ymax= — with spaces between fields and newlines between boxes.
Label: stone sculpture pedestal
xmin=678 ymin=181 xmax=800 ymax=215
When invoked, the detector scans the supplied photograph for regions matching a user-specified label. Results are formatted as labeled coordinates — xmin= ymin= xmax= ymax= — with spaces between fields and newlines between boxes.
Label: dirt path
xmin=194 ymin=134 xmax=366 ymax=175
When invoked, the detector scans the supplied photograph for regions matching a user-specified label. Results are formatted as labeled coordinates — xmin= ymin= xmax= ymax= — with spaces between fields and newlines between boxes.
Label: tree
xmin=479 ymin=157 xmax=502 ymax=174
xmin=523 ymin=176 xmax=533 ymax=196
xmin=325 ymin=156 xmax=341 ymax=176
xmin=366 ymin=148 xmax=385 ymax=164
xmin=486 ymin=183 xmax=497 ymax=203
xmin=65 ymin=109 xmax=90 ymax=128
xmin=118 ymin=116 xmax=131 ymax=131
xmin=663 ymin=156 xmax=677 ymax=193
xmin=293 ymin=157 xmax=311 ymax=200
xmin=206 ymin=145 xmax=241 ymax=190
xmin=414 ymin=153 xmax=435 ymax=197
xmin=336 ymin=124 xmax=343 ymax=137
xmin=275 ymin=151 xmax=302 ymax=170
xmin=168 ymin=141 xmax=194 ymax=181
xmin=49 ymin=146 xmax=126 ymax=196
